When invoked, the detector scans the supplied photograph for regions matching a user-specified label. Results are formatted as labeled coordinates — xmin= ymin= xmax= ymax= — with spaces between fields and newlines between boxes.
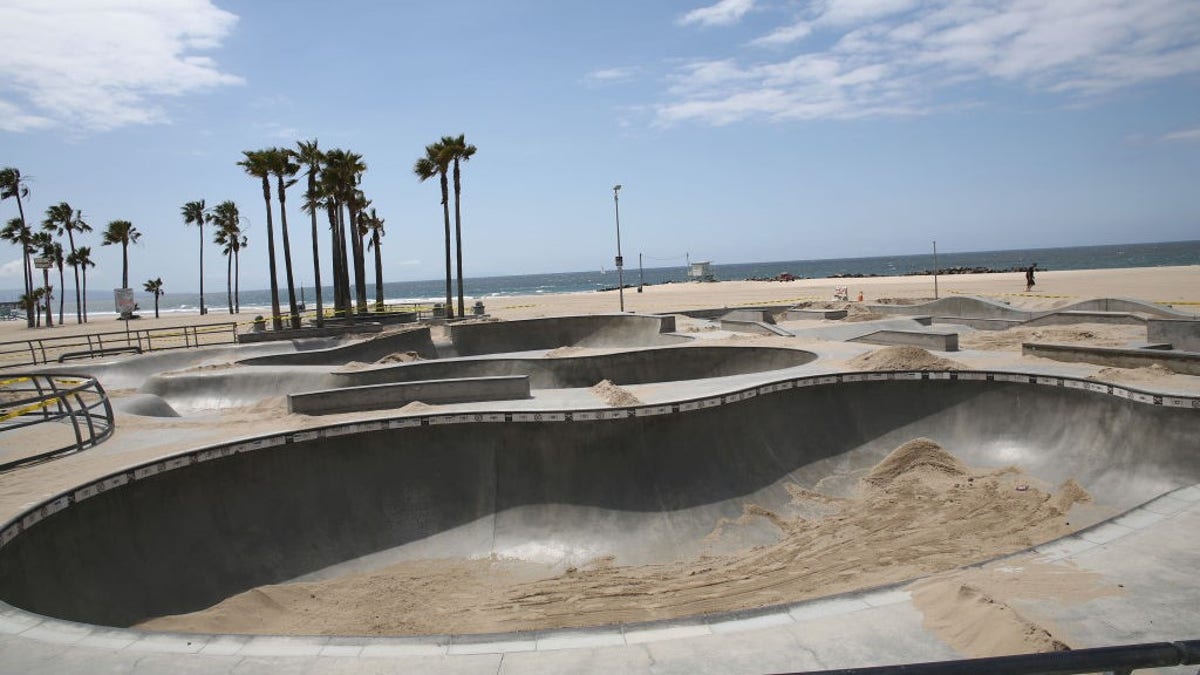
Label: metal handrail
xmin=0 ymin=322 xmax=238 ymax=369
xmin=0 ymin=373 xmax=114 ymax=471
xmin=785 ymin=638 xmax=1200 ymax=675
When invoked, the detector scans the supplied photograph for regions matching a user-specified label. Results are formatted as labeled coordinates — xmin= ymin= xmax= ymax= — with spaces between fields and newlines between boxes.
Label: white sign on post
xmin=34 ymin=257 xmax=53 ymax=269
xmin=114 ymin=288 xmax=135 ymax=318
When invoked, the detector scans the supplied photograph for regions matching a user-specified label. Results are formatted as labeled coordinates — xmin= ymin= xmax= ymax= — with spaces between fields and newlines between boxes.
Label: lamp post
xmin=612 ymin=184 xmax=624 ymax=312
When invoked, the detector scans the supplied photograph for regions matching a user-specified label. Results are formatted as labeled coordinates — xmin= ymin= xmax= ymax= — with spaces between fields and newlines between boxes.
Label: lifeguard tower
xmin=687 ymin=260 xmax=715 ymax=282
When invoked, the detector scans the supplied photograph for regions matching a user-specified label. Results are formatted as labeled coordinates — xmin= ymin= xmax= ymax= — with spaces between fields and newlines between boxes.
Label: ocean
xmin=10 ymin=239 xmax=1200 ymax=319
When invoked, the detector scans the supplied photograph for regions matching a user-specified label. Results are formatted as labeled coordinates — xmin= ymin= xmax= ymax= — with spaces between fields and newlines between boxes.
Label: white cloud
xmin=1162 ymin=126 xmax=1200 ymax=143
xmin=679 ymin=0 xmax=756 ymax=27
xmin=0 ymin=258 xmax=26 ymax=280
xmin=659 ymin=0 xmax=1200 ymax=125
xmin=587 ymin=67 xmax=639 ymax=84
xmin=0 ymin=0 xmax=243 ymax=133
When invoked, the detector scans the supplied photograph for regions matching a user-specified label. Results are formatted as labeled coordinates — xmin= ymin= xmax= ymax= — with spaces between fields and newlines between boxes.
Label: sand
xmin=589 ymin=379 xmax=642 ymax=406
xmin=847 ymin=346 xmax=967 ymax=371
xmin=139 ymin=439 xmax=1101 ymax=636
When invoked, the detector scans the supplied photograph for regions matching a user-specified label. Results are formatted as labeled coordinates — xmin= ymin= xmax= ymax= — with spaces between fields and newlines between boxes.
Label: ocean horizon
xmin=5 ymin=239 xmax=1198 ymax=319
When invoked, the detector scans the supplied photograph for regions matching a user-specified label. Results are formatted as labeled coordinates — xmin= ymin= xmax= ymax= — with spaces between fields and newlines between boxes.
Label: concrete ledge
xmin=933 ymin=316 xmax=1025 ymax=331
xmin=237 ymin=323 xmax=382 ymax=344
xmin=718 ymin=320 xmax=794 ymax=337
xmin=1022 ymin=343 xmax=1200 ymax=375
xmin=783 ymin=308 xmax=847 ymax=320
xmin=721 ymin=310 xmax=776 ymax=324
xmin=1148 ymin=319 xmax=1200 ymax=352
xmin=850 ymin=330 xmax=959 ymax=351
xmin=1023 ymin=311 xmax=1148 ymax=327
xmin=288 ymin=375 xmax=531 ymax=415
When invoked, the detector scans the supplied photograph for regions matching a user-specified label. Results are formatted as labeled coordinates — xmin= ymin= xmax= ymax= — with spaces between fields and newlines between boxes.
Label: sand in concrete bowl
xmin=847 ymin=346 xmax=966 ymax=371
xmin=590 ymin=379 xmax=642 ymax=407
xmin=138 ymin=438 xmax=1098 ymax=637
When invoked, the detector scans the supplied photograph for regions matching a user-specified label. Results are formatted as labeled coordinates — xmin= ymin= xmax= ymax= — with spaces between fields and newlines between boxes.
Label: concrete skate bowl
xmin=1 ymin=373 xmax=1197 ymax=637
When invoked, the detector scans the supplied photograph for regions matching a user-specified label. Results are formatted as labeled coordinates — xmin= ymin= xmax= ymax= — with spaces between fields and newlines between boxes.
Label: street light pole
xmin=613 ymin=184 xmax=624 ymax=312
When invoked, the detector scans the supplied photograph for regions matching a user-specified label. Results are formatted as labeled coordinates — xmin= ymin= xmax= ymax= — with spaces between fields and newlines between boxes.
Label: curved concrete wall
xmin=449 ymin=314 xmax=687 ymax=356
xmin=139 ymin=368 xmax=339 ymax=415
xmin=236 ymin=328 xmax=438 ymax=366
xmin=1 ymin=374 xmax=1197 ymax=628
xmin=338 ymin=346 xmax=816 ymax=389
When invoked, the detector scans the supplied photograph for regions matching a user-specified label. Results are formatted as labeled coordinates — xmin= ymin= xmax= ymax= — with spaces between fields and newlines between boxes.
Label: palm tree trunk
xmin=453 ymin=159 xmax=465 ymax=317
xmin=121 ymin=241 xmax=129 ymax=290
xmin=373 ymin=229 xmax=384 ymax=310
xmin=14 ymin=195 xmax=33 ymax=328
xmin=226 ymin=252 xmax=233 ymax=313
xmin=325 ymin=202 xmax=344 ymax=318
xmin=199 ymin=224 xmax=206 ymax=315
xmin=234 ymin=249 xmax=241 ymax=313
xmin=260 ymin=176 xmax=282 ymax=330
xmin=350 ymin=206 xmax=368 ymax=313
xmin=81 ymin=269 xmax=88 ymax=321
xmin=57 ymin=264 xmax=64 ymax=325
xmin=439 ymin=172 xmax=453 ymax=318
xmin=277 ymin=178 xmax=300 ymax=329
xmin=337 ymin=205 xmax=353 ymax=317
xmin=67 ymin=231 xmax=83 ymax=324
xmin=42 ymin=268 xmax=52 ymax=327
xmin=309 ymin=176 xmax=324 ymax=328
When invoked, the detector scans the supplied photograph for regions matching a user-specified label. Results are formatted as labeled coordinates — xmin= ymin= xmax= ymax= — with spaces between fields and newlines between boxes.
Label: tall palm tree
xmin=294 ymin=140 xmax=325 ymax=327
xmin=0 ymin=167 xmax=35 ymax=327
xmin=360 ymin=207 xmax=386 ymax=310
xmin=143 ymin=277 xmax=164 ymax=318
xmin=30 ymin=232 xmax=54 ymax=327
xmin=265 ymin=148 xmax=301 ymax=328
xmin=323 ymin=149 xmax=368 ymax=314
xmin=181 ymin=200 xmax=208 ymax=315
xmin=442 ymin=134 xmax=477 ymax=317
xmin=65 ymin=246 xmax=95 ymax=321
xmin=50 ymin=241 xmax=64 ymax=325
xmin=238 ymin=149 xmax=283 ymax=330
xmin=42 ymin=202 xmax=91 ymax=323
xmin=209 ymin=200 xmax=242 ymax=314
xmin=1 ymin=217 xmax=34 ymax=324
xmin=100 ymin=220 xmax=141 ymax=290
xmin=414 ymin=141 xmax=454 ymax=318
xmin=347 ymin=188 xmax=370 ymax=313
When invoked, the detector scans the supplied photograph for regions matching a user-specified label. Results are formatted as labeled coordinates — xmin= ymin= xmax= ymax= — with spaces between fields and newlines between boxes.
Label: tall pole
xmin=613 ymin=184 xmax=624 ymax=312
xmin=639 ymin=252 xmax=644 ymax=292
xmin=932 ymin=240 xmax=940 ymax=300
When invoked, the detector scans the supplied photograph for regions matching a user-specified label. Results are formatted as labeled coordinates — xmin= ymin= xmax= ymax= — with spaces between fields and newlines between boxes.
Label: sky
xmin=1 ymin=0 xmax=1199 ymax=296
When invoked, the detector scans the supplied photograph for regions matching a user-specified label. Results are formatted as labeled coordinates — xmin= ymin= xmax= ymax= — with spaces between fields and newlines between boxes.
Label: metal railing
xmin=787 ymin=638 xmax=1200 ymax=675
xmin=0 ymin=322 xmax=238 ymax=369
xmin=0 ymin=373 xmax=114 ymax=471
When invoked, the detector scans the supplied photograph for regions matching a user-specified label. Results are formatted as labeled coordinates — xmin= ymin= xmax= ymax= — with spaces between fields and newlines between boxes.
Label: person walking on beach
xmin=1025 ymin=263 xmax=1037 ymax=292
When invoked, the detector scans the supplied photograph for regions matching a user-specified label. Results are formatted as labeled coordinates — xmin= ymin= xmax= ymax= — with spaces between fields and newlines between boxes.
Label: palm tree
xmin=42 ymin=202 xmax=91 ymax=323
xmin=50 ymin=241 xmax=64 ymax=325
xmin=414 ymin=141 xmax=454 ymax=318
xmin=65 ymin=246 xmax=95 ymax=321
xmin=31 ymin=232 xmax=54 ymax=327
xmin=442 ymin=134 xmax=477 ymax=317
xmin=1 ymin=217 xmax=34 ymax=324
xmin=323 ymin=149 xmax=368 ymax=314
xmin=181 ymin=200 xmax=208 ymax=315
xmin=101 ymin=220 xmax=141 ymax=290
xmin=347 ymin=188 xmax=370 ymax=313
xmin=0 ymin=167 xmax=35 ymax=327
xmin=238 ymin=149 xmax=282 ymax=330
xmin=209 ymin=201 xmax=242 ymax=314
xmin=360 ymin=208 xmax=386 ymax=310
xmin=294 ymin=140 xmax=325 ymax=327
xmin=143 ymin=277 xmax=164 ymax=318
xmin=25 ymin=287 xmax=46 ymax=326
xmin=265 ymin=148 xmax=301 ymax=328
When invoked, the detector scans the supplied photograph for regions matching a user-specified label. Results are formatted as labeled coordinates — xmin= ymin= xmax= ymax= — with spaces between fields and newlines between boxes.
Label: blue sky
xmin=2 ymin=0 xmax=1199 ymax=295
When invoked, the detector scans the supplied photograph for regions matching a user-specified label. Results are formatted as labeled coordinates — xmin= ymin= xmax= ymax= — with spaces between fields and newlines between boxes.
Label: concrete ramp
xmin=449 ymin=314 xmax=687 ymax=356
xmin=236 ymin=327 xmax=438 ymax=366
xmin=2 ymin=376 xmax=1196 ymax=628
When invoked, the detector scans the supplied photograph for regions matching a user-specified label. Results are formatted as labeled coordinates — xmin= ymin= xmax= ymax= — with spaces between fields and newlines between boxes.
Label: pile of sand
xmin=375 ymin=351 xmax=421 ymax=364
xmin=398 ymin=401 xmax=434 ymax=413
xmin=847 ymin=346 xmax=966 ymax=371
xmin=961 ymin=324 xmax=1142 ymax=352
xmin=590 ymin=380 xmax=642 ymax=407
xmin=140 ymin=438 xmax=1099 ymax=637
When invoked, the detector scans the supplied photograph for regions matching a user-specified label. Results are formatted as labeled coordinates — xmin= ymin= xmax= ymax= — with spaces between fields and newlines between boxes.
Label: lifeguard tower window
xmin=688 ymin=261 xmax=715 ymax=282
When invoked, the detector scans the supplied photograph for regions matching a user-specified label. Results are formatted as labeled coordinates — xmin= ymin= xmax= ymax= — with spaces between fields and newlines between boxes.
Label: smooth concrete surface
xmin=449 ymin=314 xmax=686 ymax=356
xmin=1148 ymin=319 xmax=1200 ymax=351
xmin=236 ymin=322 xmax=383 ymax=344
xmin=720 ymin=310 xmax=776 ymax=324
xmin=849 ymin=329 xmax=959 ymax=351
xmin=784 ymin=308 xmax=848 ymax=320
xmin=139 ymin=367 xmax=341 ymax=415
xmin=339 ymin=345 xmax=816 ymax=390
xmin=718 ymin=319 xmax=794 ymax=336
xmin=237 ymin=327 xmax=439 ymax=366
xmin=2 ymin=377 xmax=1197 ymax=630
xmin=287 ymin=375 xmax=531 ymax=415
xmin=1023 ymin=310 xmax=1149 ymax=327
xmin=1023 ymin=342 xmax=1200 ymax=375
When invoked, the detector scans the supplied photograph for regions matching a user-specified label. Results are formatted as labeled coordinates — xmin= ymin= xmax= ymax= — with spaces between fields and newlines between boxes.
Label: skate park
xmin=0 ymin=305 xmax=1198 ymax=673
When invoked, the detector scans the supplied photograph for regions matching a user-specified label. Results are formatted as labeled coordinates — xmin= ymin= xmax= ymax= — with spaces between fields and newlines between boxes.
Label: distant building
xmin=687 ymin=260 xmax=715 ymax=282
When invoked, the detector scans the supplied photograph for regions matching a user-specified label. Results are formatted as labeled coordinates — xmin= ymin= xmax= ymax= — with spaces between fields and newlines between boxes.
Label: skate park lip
xmin=1 ymin=369 xmax=1197 ymax=652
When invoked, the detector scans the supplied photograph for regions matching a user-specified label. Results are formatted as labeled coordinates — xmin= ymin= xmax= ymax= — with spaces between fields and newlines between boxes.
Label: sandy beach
xmin=1 ymin=265 xmax=1196 ymax=342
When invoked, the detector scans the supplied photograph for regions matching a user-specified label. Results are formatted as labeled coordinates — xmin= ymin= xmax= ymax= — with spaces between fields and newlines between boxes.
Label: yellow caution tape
xmin=0 ymin=376 xmax=31 ymax=387
xmin=0 ymin=395 xmax=63 ymax=422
